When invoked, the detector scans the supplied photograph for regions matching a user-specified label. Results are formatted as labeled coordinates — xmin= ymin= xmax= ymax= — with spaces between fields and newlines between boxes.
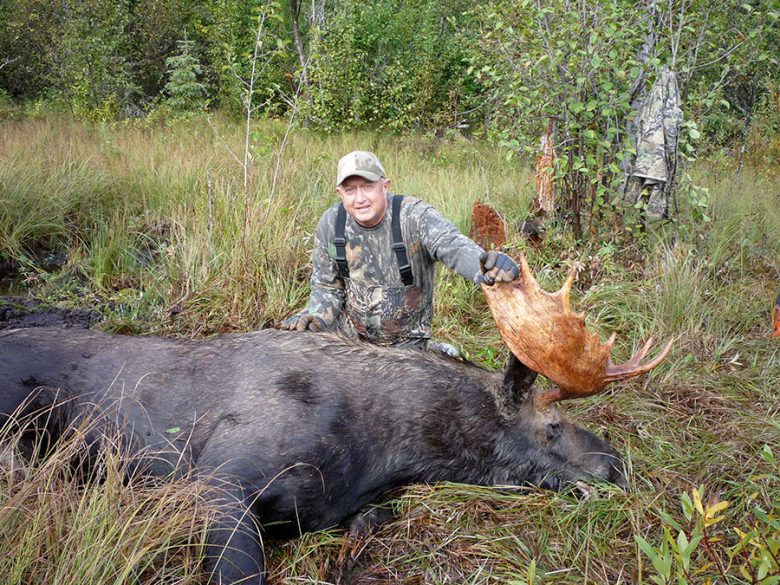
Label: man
xmin=282 ymin=151 xmax=519 ymax=351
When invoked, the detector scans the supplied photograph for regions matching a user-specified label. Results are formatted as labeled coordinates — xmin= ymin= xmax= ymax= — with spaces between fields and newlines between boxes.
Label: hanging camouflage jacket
xmin=298 ymin=194 xmax=485 ymax=348
xmin=632 ymin=66 xmax=682 ymax=183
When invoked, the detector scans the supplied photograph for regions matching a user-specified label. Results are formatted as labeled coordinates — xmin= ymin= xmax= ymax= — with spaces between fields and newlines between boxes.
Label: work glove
xmin=479 ymin=251 xmax=519 ymax=286
xmin=280 ymin=314 xmax=325 ymax=332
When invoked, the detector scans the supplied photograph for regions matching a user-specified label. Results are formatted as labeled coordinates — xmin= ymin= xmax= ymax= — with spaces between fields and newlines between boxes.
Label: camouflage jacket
xmin=632 ymin=66 xmax=682 ymax=183
xmin=300 ymin=194 xmax=485 ymax=348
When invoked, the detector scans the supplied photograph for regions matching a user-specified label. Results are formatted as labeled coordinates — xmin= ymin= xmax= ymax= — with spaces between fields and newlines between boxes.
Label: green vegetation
xmin=1 ymin=1 xmax=776 ymax=139
xmin=0 ymin=116 xmax=778 ymax=583
xmin=164 ymin=37 xmax=207 ymax=113
xmin=4 ymin=0 xmax=776 ymax=240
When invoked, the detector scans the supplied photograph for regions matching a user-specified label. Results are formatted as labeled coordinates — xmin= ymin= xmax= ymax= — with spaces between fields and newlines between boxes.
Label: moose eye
xmin=546 ymin=422 xmax=562 ymax=441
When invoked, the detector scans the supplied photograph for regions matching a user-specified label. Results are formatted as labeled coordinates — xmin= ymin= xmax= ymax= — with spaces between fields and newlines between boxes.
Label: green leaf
xmin=635 ymin=535 xmax=659 ymax=563
xmin=758 ymin=561 xmax=769 ymax=580
xmin=527 ymin=558 xmax=536 ymax=583
xmin=760 ymin=444 xmax=775 ymax=465
xmin=685 ymin=534 xmax=702 ymax=556
xmin=681 ymin=493 xmax=694 ymax=521
xmin=676 ymin=530 xmax=688 ymax=553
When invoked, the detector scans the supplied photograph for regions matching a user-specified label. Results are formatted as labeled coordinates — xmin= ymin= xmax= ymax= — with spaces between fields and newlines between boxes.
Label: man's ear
xmin=382 ymin=179 xmax=391 ymax=193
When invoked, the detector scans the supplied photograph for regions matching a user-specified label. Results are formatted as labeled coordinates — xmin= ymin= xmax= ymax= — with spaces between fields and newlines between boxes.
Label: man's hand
xmin=479 ymin=251 xmax=519 ymax=285
xmin=280 ymin=314 xmax=325 ymax=332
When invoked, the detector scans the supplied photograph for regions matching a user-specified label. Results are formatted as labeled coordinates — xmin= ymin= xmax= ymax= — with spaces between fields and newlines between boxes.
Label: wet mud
xmin=0 ymin=297 xmax=100 ymax=331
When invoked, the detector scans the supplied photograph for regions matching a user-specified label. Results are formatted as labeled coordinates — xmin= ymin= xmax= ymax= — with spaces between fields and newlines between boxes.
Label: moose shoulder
xmin=2 ymin=327 xmax=623 ymax=585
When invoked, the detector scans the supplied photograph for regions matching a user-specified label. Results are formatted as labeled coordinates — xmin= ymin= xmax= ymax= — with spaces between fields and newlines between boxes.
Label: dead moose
xmin=0 ymin=255 xmax=671 ymax=584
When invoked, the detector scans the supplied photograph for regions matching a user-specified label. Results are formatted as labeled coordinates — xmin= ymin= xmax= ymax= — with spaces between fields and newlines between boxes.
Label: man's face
xmin=337 ymin=176 xmax=390 ymax=228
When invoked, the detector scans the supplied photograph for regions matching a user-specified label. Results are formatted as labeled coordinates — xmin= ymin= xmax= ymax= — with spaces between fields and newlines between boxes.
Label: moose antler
xmin=482 ymin=253 xmax=673 ymax=408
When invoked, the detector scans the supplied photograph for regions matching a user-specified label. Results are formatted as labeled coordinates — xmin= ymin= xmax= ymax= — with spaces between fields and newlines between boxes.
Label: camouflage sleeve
xmin=413 ymin=202 xmax=485 ymax=283
xmin=301 ymin=210 xmax=345 ymax=327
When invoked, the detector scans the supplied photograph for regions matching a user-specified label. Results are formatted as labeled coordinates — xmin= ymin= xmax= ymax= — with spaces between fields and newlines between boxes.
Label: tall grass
xmin=0 ymin=411 xmax=214 ymax=585
xmin=0 ymin=117 xmax=527 ymax=334
xmin=1 ymin=115 xmax=779 ymax=583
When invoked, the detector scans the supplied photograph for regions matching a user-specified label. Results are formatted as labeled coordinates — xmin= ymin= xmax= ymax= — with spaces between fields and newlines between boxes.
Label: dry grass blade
xmin=0 ymin=407 xmax=217 ymax=585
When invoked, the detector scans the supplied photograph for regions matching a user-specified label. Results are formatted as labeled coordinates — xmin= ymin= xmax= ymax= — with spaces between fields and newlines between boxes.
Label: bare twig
xmin=0 ymin=56 xmax=19 ymax=72
xmin=261 ymin=59 xmax=310 ymax=227
xmin=243 ymin=5 xmax=273 ymax=217
xmin=207 ymin=171 xmax=214 ymax=247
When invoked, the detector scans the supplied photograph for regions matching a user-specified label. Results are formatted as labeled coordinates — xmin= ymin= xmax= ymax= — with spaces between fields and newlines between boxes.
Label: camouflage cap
xmin=337 ymin=151 xmax=387 ymax=186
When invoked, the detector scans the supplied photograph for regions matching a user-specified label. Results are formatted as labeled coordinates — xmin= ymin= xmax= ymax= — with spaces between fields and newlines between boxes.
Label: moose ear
xmin=502 ymin=352 xmax=538 ymax=403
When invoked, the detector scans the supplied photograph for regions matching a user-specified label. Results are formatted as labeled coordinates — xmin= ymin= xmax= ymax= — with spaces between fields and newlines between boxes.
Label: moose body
xmin=0 ymin=326 xmax=624 ymax=584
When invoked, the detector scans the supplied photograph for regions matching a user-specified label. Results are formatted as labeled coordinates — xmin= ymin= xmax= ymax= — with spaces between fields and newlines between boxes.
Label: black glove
xmin=479 ymin=251 xmax=519 ymax=285
xmin=281 ymin=314 xmax=325 ymax=332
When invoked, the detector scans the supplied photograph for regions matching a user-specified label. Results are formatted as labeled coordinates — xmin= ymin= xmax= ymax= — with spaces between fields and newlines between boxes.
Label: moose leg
xmin=199 ymin=475 xmax=266 ymax=585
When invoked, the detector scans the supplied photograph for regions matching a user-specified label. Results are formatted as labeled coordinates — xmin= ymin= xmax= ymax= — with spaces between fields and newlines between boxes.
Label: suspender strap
xmin=333 ymin=195 xmax=414 ymax=286
xmin=334 ymin=203 xmax=349 ymax=279
xmin=391 ymin=195 xmax=414 ymax=286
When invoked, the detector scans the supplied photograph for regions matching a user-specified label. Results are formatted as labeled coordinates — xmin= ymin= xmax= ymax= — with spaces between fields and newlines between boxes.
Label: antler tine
xmin=604 ymin=337 xmax=675 ymax=383
xmin=556 ymin=263 xmax=579 ymax=313
xmin=518 ymin=253 xmax=536 ymax=286
xmin=614 ymin=336 xmax=655 ymax=368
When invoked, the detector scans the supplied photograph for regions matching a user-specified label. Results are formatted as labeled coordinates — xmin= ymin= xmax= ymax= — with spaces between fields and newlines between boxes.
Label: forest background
xmin=1 ymin=0 xmax=777 ymax=145
xmin=1 ymin=0 xmax=780 ymax=584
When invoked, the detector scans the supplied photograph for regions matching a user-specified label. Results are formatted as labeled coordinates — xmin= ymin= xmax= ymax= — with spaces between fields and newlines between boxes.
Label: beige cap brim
xmin=338 ymin=170 xmax=383 ymax=185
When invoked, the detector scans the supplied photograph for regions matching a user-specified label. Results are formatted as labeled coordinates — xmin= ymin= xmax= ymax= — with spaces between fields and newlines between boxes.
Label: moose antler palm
xmin=483 ymin=253 xmax=672 ymax=408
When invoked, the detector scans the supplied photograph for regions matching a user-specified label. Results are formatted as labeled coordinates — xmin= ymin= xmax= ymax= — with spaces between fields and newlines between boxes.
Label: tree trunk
xmin=289 ymin=0 xmax=310 ymax=94
xmin=535 ymin=117 xmax=557 ymax=220
xmin=736 ymin=82 xmax=757 ymax=177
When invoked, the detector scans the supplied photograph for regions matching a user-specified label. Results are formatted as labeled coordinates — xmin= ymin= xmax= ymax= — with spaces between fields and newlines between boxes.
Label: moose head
xmin=481 ymin=253 xmax=673 ymax=489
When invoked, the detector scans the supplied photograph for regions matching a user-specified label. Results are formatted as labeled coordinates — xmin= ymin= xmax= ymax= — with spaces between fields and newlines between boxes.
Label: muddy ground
xmin=0 ymin=297 xmax=100 ymax=330
xmin=0 ymin=247 xmax=90 ymax=331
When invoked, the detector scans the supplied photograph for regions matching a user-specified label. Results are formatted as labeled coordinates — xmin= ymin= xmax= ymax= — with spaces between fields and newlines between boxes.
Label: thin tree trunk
xmin=242 ymin=7 xmax=271 ymax=271
xmin=290 ymin=0 xmax=310 ymax=95
xmin=736 ymin=83 xmax=757 ymax=177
